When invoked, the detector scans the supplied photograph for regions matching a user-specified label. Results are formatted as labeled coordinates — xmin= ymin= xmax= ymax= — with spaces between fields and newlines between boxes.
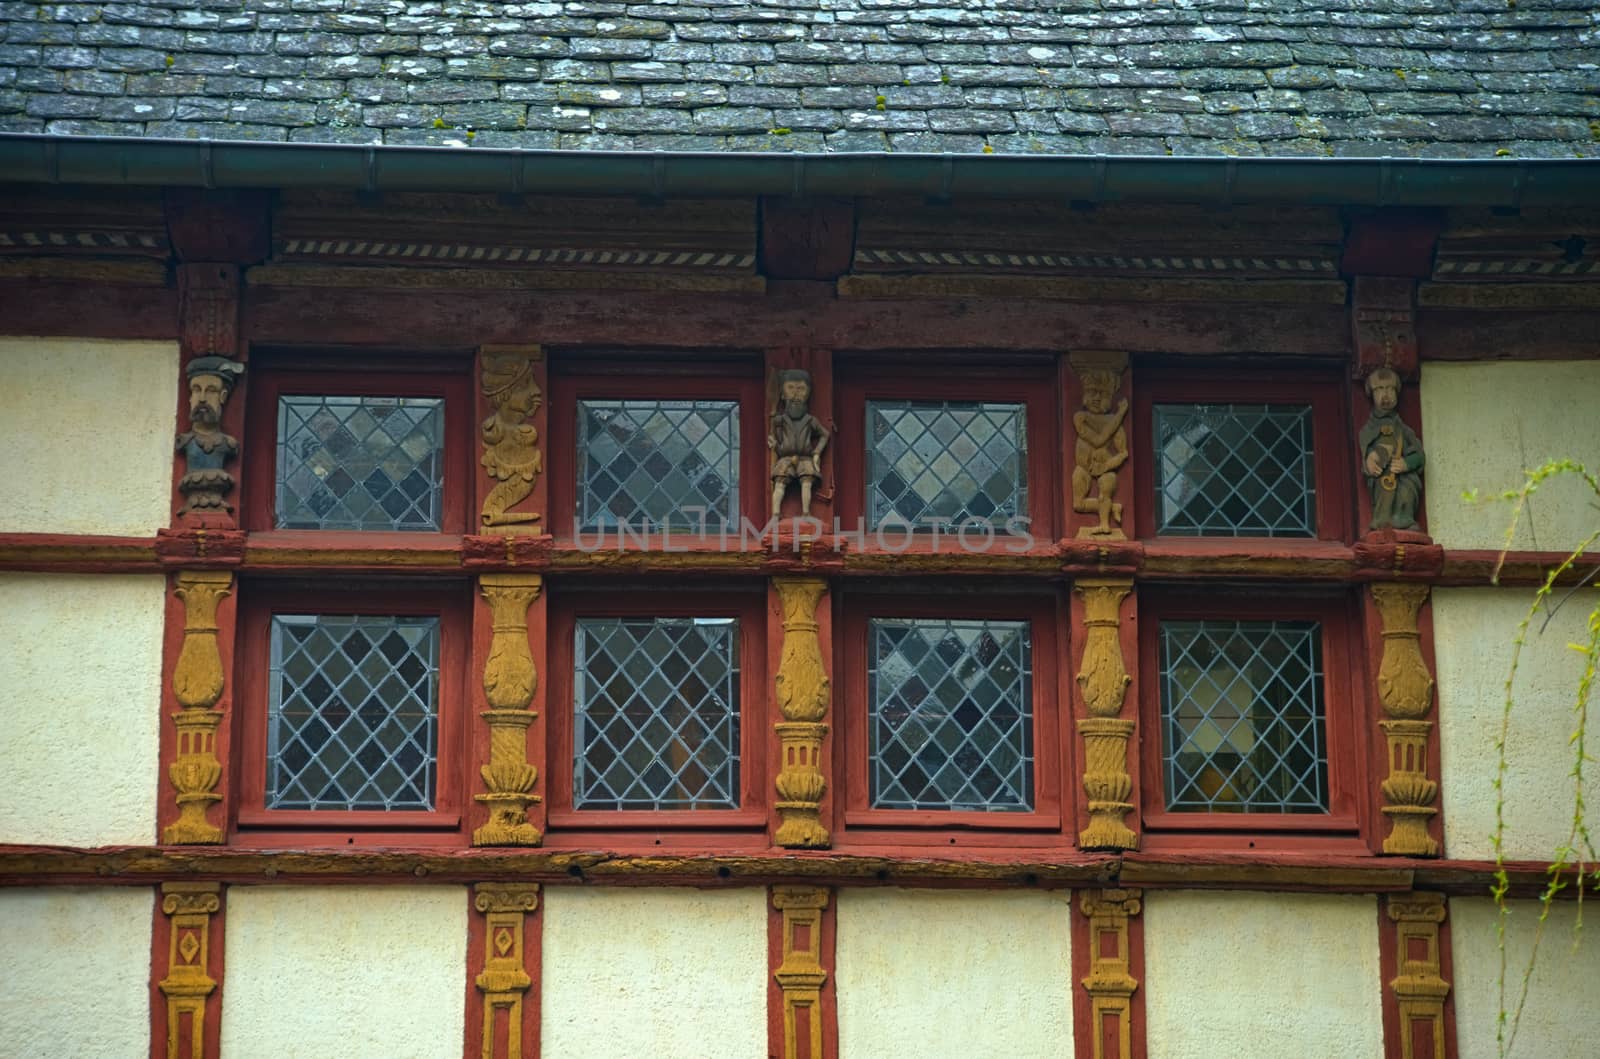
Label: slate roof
xmin=1 ymin=0 xmax=1597 ymax=159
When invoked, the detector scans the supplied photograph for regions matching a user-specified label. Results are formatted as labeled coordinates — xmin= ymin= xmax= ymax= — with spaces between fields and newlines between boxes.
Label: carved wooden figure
xmin=773 ymin=577 xmax=831 ymax=848
xmin=164 ymin=570 xmax=232 ymax=844
xmin=1077 ymin=579 xmax=1137 ymax=850
xmin=1070 ymin=352 xmax=1130 ymax=539
xmin=480 ymin=348 xmax=544 ymax=533
xmin=1360 ymin=367 xmax=1426 ymax=532
xmin=474 ymin=574 xmax=544 ymax=846
xmin=768 ymin=368 xmax=829 ymax=519
xmin=1372 ymin=582 xmax=1439 ymax=856
xmin=175 ymin=356 xmax=244 ymax=518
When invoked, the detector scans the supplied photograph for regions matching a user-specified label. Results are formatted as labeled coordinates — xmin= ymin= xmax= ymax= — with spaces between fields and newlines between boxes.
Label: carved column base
xmin=475 ymin=710 xmax=542 ymax=847
xmin=1380 ymin=718 xmax=1439 ymax=856
xmin=474 ymin=883 xmax=540 ymax=1059
xmin=1078 ymin=716 xmax=1137 ymax=850
xmin=164 ymin=708 xmax=225 ymax=845
xmin=774 ymin=721 xmax=830 ymax=848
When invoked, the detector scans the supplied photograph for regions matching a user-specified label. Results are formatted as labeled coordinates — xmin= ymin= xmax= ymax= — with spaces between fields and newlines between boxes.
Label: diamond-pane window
xmin=1159 ymin=619 xmax=1327 ymax=814
xmin=277 ymin=395 xmax=445 ymax=531
xmin=578 ymin=400 xmax=739 ymax=532
xmin=573 ymin=617 xmax=741 ymax=810
xmin=869 ymin=618 xmax=1033 ymax=811
xmin=266 ymin=614 xmax=439 ymax=811
xmin=867 ymin=401 xmax=1028 ymax=527
xmin=1154 ymin=404 xmax=1315 ymax=537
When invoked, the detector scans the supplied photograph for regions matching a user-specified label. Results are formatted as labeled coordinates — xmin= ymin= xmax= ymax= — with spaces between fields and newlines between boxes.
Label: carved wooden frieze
xmin=474 ymin=574 xmax=543 ymax=846
xmin=772 ymin=886 xmax=831 ymax=1059
xmin=164 ymin=571 xmax=232 ymax=845
xmin=1079 ymin=888 xmax=1142 ymax=1059
xmin=1069 ymin=352 xmax=1130 ymax=540
xmin=157 ymin=881 xmax=221 ymax=1059
xmin=1372 ymin=582 xmax=1439 ymax=856
xmin=480 ymin=347 xmax=544 ymax=535
xmin=773 ymin=578 xmax=830 ymax=848
xmin=473 ymin=883 xmax=541 ymax=1059
xmin=1386 ymin=892 xmax=1451 ymax=1059
xmin=1076 ymin=578 xmax=1136 ymax=850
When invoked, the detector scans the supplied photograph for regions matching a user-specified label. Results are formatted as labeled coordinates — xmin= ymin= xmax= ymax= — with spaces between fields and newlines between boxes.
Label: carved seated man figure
xmin=768 ymin=368 xmax=829 ymax=519
xmin=1359 ymin=366 xmax=1425 ymax=532
xmin=1072 ymin=367 xmax=1130 ymax=538
xmin=175 ymin=355 xmax=245 ymax=516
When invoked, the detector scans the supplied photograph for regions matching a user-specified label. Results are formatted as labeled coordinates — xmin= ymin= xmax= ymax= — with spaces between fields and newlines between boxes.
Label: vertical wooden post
xmin=152 ymin=882 xmax=223 ymax=1059
xmin=1369 ymin=583 xmax=1441 ymax=856
xmin=472 ymin=575 xmax=545 ymax=846
xmin=1073 ymin=888 xmax=1145 ymax=1059
xmin=1380 ymin=892 xmax=1455 ymax=1059
xmin=468 ymin=883 xmax=542 ymax=1059
xmin=769 ymin=885 xmax=836 ymax=1059
xmin=1074 ymin=579 xmax=1138 ymax=850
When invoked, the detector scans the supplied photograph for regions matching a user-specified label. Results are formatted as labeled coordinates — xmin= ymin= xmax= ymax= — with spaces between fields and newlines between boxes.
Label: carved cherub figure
xmin=1359 ymin=366 xmax=1425 ymax=532
xmin=768 ymin=368 xmax=829 ymax=518
xmin=175 ymin=355 xmax=244 ymax=514
xmin=1072 ymin=367 xmax=1130 ymax=537
xmin=480 ymin=352 xmax=543 ymax=532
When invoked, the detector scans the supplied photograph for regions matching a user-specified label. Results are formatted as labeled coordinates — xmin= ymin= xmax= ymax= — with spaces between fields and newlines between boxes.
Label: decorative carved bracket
xmin=1386 ymin=892 xmax=1451 ymax=1059
xmin=474 ymin=574 xmax=543 ymax=846
xmin=473 ymin=883 xmax=541 ymax=1059
xmin=1352 ymin=277 xmax=1419 ymax=380
xmin=1076 ymin=579 xmax=1137 ymax=850
xmin=157 ymin=881 xmax=221 ymax=1059
xmin=1069 ymin=351 xmax=1131 ymax=541
xmin=1372 ymin=582 xmax=1439 ymax=856
xmin=164 ymin=571 xmax=232 ymax=845
xmin=772 ymin=886 xmax=831 ymax=1059
xmin=1079 ymin=888 xmax=1142 ymax=1059
xmin=773 ymin=577 xmax=830 ymax=848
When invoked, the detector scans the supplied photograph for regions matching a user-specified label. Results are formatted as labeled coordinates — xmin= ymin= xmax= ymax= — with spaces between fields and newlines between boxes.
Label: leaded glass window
xmin=1154 ymin=403 xmax=1315 ymax=537
xmin=867 ymin=401 xmax=1028 ymax=528
xmin=1159 ymin=619 xmax=1327 ymax=814
xmin=573 ymin=617 xmax=741 ymax=810
xmin=869 ymin=617 xmax=1033 ymax=811
xmin=577 ymin=399 xmax=740 ymax=533
xmin=276 ymin=395 xmax=446 ymax=531
xmin=266 ymin=614 xmax=439 ymax=811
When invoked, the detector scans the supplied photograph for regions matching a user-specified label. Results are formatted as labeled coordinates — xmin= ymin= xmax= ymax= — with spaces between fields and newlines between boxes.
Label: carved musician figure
xmin=175 ymin=355 xmax=244 ymax=515
xmin=1072 ymin=364 xmax=1130 ymax=538
xmin=1359 ymin=366 xmax=1426 ymax=532
xmin=768 ymin=368 xmax=830 ymax=518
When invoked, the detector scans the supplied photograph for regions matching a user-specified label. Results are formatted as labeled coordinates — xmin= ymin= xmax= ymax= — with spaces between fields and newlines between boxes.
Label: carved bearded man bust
xmin=1359 ymin=366 xmax=1425 ymax=532
xmin=175 ymin=356 xmax=244 ymax=514
xmin=768 ymin=369 xmax=830 ymax=518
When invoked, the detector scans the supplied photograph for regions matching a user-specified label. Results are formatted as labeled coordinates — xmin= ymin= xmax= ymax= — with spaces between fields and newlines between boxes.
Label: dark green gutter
xmin=2 ymin=133 xmax=1596 ymax=206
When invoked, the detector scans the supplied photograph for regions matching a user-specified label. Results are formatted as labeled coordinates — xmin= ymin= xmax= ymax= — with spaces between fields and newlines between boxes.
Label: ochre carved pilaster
xmin=1076 ymin=578 xmax=1136 ymax=850
xmin=1079 ymin=888 xmax=1142 ymax=1059
xmin=1069 ymin=351 xmax=1130 ymax=540
xmin=158 ymin=882 xmax=221 ymax=1059
xmin=772 ymin=886 xmax=830 ymax=1059
xmin=1386 ymin=892 xmax=1450 ymax=1059
xmin=164 ymin=571 xmax=232 ymax=845
xmin=479 ymin=346 xmax=544 ymax=534
xmin=773 ymin=577 xmax=830 ymax=848
xmin=1372 ymin=582 xmax=1439 ymax=856
xmin=474 ymin=883 xmax=540 ymax=1059
xmin=475 ymin=574 xmax=543 ymax=846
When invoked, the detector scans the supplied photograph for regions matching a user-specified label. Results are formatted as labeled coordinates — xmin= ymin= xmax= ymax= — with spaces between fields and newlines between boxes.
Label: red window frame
xmin=834 ymin=591 xmax=1068 ymax=843
xmin=1131 ymin=371 xmax=1353 ymax=542
xmin=242 ymin=363 xmax=474 ymax=536
xmin=1137 ymin=586 xmax=1366 ymax=848
xmin=232 ymin=579 xmax=472 ymax=841
xmin=548 ymin=356 xmax=767 ymax=545
xmin=835 ymin=357 xmax=1061 ymax=545
xmin=545 ymin=588 xmax=770 ymax=832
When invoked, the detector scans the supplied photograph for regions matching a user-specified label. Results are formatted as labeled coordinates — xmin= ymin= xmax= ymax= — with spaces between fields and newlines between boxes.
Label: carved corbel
xmin=473 ymin=883 xmax=541 ymax=1059
xmin=1372 ymin=582 xmax=1440 ymax=856
xmin=1076 ymin=578 xmax=1137 ymax=850
xmin=773 ymin=577 xmax=830 ymax=848
xmin=157 ymin=882 xmax=221 ymax=1059
xmin=1078 ymin=888 xmax=1142 ymax=1059
xmin=164 ymin=571 xmax=232 ymax=845
xmin=771 ymin=886 xmax=831 ymax=1059
xmin=1351 ymin=276 xmax=1419 ymax=380
xmin=1069 ymin=351 xmax=1130 ymax=540
xmin=479 ymin=346 xmax=544 ymax=535
xmin=1385 ymin=892 xmax=1451 ymax=1059
xmin=474 ymin=573 xmax=543 ymax=846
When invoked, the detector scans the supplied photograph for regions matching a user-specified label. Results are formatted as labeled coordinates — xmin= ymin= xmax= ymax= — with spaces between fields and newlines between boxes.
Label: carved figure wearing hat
xmin=1359 ymin=366 xmax=1425 ymax=531
xmin=768 ymin=368 xmax=829 ymax=518
xmin=175 ymin=355 xmax=244 ymax=515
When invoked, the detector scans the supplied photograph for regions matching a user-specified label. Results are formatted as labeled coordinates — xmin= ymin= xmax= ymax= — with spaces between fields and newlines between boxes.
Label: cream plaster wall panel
xmin=835 ymin=888 xmax=1073 ymax=1059
xmin=1451 ymin=896 xmax=1600 ymax=1059
xmin=541 ymin=887 xmax=767 ymax=1059
xmin=0 ymin=336 xmax=179 ymax=535
xmin=1434 ymin=587 xmax=1597 ymax=861
xmin=0 ymin=573 xmax=164 ymax=846
xmin=0 ymin=887 xmax=153 ymax=1057
xmin=1143 ymin=891 xmax=1383 ymax=1059
xmin=1420 ymin=360 xmax=1600 ymax=552
xmin=221 ymin=886 xmax=466 ymax=1059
